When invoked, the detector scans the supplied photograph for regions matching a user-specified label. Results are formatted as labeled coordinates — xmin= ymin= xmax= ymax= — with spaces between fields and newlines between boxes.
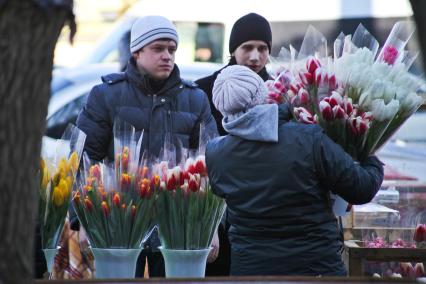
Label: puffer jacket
xmin=77 ymin=60 xmax=217 ymax=162
xmin=205 ymin=104 xmax=383 ymax=276
xmin=195 ymin=57 xmax=271 ymax=135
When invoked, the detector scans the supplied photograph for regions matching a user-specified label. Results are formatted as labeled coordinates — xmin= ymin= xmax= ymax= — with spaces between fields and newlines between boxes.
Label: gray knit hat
xmin=212 ymin=65 xmax=268 ymax=118
xmin=130 ymin=15 xmax=179 ymax=53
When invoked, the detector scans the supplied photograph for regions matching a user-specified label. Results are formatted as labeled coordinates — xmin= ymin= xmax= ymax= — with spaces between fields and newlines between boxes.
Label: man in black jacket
xmin=195 ymin=13 xmax=273 ymax=276
xmin=75 ymin=15 xmax=217 ymax=278
xmin=196 ymin=13 xmax=272 ymax=136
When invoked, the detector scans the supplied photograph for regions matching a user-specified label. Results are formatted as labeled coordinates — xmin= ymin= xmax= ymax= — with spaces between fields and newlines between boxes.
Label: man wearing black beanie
xmin=195 ymin=12 xmax=272 ymax=277
xmin=196 ymin=13 xmax=272 ymax=136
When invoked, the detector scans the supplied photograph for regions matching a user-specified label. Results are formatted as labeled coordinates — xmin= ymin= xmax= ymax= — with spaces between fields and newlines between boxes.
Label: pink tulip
xmin=332 ymin=105 xmax=346 ymax=119
xmin=328 ymin=74 xmax=337 ymax=90
xmin=314 ymin=68 xmax=328 ymax=86
xmin=294 ymin=107 xmax=315 ymax=124
xmin=319 ymin=100 xmax=333 ymax=121
xmin=382 ymin=44 xmax=398 ymax=65
xmin=290 ymin=84 xmax=299 ymax=95
xmin=415 ymin=263 xmax=425 ymax=277
xmin=329 ymin=91 xmax=343 ymax=107
xmin=298 ymin=88 xmax=309 ymax=105
xmin=306 ymin=57 xmax=321 ymax=75
xmin=342 ymin=97 xmax=353 ymax=115
xmin=299 ymin=72 xmax=313 ymax=86
xmin=268 ymin=92 xmax=284 ymax=104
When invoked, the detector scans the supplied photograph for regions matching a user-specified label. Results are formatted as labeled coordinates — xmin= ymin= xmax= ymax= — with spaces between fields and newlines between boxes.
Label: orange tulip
xmin=113 ymin=193 xmax=121 ymax=208
xmin=101 ymin=201 xmax=110 ymax=216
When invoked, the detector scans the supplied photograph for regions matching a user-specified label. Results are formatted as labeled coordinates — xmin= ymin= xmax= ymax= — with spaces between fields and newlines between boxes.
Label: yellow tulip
xmin=58 ymin=158 xmax=68 ymax=176
xmin=52 ymin=186 xmax=64 ymax=206
xmin=68 ymin=152 xmax=79 ymax=174
xmin=58 ymin=179 xmax=70 ymax=200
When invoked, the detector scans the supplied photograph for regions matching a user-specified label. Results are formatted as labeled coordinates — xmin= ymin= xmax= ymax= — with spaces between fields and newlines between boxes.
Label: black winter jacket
xmin=195 ymin=58 xmax=271 ymax=135
xmin=77 ymin=60 xmax=217 ymax=162
xmin=205 ymin=106 xmax=383 ymax=276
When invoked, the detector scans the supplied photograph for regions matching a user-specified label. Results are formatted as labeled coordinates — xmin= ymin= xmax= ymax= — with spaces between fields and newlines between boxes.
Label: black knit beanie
xmin=229 ymin=13 xmax=272 ymax=54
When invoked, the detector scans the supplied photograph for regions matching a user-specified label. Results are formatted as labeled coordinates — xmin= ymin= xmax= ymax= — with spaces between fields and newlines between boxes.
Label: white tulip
xmin=400 ymin=92 xmax=423 ymax=113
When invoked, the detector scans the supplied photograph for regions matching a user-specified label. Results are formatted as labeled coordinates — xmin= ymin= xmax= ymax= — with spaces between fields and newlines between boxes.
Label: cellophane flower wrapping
xmin=39 ymin=124 xmax=86 ymax=249
xmin=154 ymin=124 xmax=226 ymax=250
xmin=267 ymin=21 xmax=425 ymax=162
xmin=72 ymin=119 xmax=155 ymax=248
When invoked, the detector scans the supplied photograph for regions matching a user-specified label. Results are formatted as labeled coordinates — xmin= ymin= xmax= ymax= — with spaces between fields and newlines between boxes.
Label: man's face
xmin=133 ymin=39 xmax=177 ymax=80
xmin=233 ymin=40 xmax=269 ymax=73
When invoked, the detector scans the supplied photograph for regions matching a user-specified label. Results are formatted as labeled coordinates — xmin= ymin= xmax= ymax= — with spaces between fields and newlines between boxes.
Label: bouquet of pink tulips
xmin=267 ymin=21 xmax=425 ymax=161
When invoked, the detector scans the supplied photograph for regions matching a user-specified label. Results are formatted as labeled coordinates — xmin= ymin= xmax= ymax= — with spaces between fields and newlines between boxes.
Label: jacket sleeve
xmin=190 ymin=89 xmax=219 ymax=149
xmin=76 ymin=85 xmax=112 ymax=161
xmin=313 ymin=129 xmax=384 ymax=205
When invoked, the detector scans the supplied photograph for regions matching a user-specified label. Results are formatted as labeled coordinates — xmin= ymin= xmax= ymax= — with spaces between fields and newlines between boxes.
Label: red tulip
xmin=188 ymin=175 xmax=199 ymax=192
xmin=166 ymin=174 xmax=177 ymax=191
xmin=131 ymin=205 xmax=136 ymax=219
xmin=195 ymin=157 xmax=207 ymax=176
xmin=414 ymin=224 xmax=426 ymax=242
xmin=84 ymin=198 xmax=93 ymax=212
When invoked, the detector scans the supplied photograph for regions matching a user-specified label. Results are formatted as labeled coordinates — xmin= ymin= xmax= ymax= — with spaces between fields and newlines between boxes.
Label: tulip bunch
xmin=154 ymin=155 xmax=226 ymax=250
xmin=267 ymin=21 xmax=425 ymax=161
xmin=38 ymin=124 xmax=86 ymax=249
xmin=38 ymin=152 xmax=80 ymax=249
xmin=73 ymin=149 xmax=155 ymax=249
xmin=73 ymin=120 xmax=156 ymax=248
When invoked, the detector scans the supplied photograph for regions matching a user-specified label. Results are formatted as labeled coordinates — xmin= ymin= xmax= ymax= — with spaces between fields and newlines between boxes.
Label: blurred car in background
xmin=376 ymin=109 xmax=426 ymax=182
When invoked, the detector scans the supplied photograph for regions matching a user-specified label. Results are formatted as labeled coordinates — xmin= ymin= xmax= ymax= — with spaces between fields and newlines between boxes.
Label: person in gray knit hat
xmin=75 ymin=15 xmax=217 ymax=278
xmin=205 ymin=66 xmax=384 ymax=276
xmin=212 ymin=65 xmax=278 ymax=142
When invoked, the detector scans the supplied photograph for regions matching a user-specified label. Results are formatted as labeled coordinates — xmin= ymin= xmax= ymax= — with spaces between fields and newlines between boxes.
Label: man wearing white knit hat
xmin=76 ymin=15 xmax=217 ymax=278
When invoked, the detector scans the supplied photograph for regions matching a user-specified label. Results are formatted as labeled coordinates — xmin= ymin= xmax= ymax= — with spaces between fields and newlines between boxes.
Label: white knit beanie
xmin=130 ymin=15 xmax=179 ymax=53
xmin=212 ymin=65 xmax=268 ymax=118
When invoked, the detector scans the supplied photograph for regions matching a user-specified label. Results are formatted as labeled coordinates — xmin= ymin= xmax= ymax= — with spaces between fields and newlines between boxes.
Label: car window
xmin=45 ymin=93 xmax=89 ymax=139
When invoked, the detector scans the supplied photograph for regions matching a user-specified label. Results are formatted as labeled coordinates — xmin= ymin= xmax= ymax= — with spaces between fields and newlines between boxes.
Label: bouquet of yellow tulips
xmin=38 ymin=124 xmax=86 ymax=249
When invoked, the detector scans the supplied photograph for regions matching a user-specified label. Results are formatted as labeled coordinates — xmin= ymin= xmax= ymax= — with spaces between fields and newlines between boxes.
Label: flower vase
xmin=159 ymin=247 xmax=211 ymax=278
xmin=91 ymin=248 xmax=142 ymax=279
xmin=42 ymin=248 xmax=58 ymax=276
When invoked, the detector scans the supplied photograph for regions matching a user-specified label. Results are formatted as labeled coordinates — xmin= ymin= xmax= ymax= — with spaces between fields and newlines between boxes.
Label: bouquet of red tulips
xmin=152 ymin=128 xmax=226 ymax=250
